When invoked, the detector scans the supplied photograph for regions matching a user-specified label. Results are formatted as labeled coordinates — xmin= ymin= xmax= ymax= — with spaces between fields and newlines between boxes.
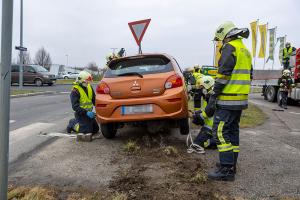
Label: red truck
xmin=252 ymin=48 xmax=300 ymax=103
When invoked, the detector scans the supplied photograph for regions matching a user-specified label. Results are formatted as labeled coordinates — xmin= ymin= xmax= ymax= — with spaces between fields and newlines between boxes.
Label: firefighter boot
xmin=215 ymin=162 xmax=236 ymax=174
xmin=208 ymin=165 xmax=235 ymax=181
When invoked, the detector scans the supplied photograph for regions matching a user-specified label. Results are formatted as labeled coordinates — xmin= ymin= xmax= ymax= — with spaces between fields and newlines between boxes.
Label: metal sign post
xmin=128 ymin=19 xmax=151 ymax=54
xmin=0 ymin=0 xmax=14 ymax=199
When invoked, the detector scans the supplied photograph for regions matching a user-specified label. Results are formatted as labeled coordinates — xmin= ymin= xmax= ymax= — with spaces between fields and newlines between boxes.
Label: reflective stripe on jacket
xmin=283 ymin=47 xmax=293 ymax=60
xmin=73 ymin=83 xmax=93 ymax=111
xmin=217 ymin=39 xmax=252 ymax=109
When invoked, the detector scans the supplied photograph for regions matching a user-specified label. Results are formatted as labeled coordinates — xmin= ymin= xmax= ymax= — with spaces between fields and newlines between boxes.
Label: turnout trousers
xmin=68 ymin=115 xmax=99 ymax=134
xmin=212 ymin=108 xmax=242 ymax=167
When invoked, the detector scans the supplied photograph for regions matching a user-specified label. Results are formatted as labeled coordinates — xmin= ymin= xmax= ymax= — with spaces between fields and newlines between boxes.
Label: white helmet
xmin=197 ymin=76 xmax=215 ymax=90
xmin=283 ymin=69 xmax=291 ymax=77
xmin=77 ymin=71 xmax=92 ymax=83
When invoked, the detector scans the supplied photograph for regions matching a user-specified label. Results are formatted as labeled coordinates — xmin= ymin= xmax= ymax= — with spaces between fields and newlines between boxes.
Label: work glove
xmin=205 ymin=95 xmax=217 ymax=117
xmin=192 ymin=110 xmax=205 ymax=126
xmin=86 ymin=111 xmax=95 ymax=119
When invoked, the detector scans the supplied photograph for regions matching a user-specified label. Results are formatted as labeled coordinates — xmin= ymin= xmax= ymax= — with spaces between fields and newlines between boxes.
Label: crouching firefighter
xmin=192 ymin=64 xmax=204 ymax=111
xmin=67 ymin=71 xmax=99 ymax=135
xmin=187 ymin=76 xmax=217 ymax=154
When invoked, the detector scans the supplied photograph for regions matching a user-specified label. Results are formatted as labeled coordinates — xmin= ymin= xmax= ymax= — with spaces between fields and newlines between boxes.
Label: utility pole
xmin=0 ymin=0 xmax=14 ymax=199
xmin=19 ymin=0 xmax=24 ymax=89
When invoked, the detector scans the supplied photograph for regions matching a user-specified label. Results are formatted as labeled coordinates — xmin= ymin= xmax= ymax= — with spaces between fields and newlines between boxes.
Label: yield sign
xmin=128 ymin=19 xmax=151 ymax=46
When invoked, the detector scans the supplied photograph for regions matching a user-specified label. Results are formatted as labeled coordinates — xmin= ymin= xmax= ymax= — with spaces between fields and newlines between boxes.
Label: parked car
xmin=11 ymin=65 xmax=56 ymax=86
xmin=95 ymin=53 xmax=189 ymax=139
xmin=62 ymin=72 xmax=79 ymax=79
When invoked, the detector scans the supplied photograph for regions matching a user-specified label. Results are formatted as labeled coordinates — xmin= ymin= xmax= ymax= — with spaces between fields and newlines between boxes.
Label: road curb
xmin=10 ymin=91 xmax=55 ymax=98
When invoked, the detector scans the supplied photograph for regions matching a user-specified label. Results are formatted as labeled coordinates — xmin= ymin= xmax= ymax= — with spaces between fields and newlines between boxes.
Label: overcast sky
xmin=6 ymin=0 xmax=300 ymax=69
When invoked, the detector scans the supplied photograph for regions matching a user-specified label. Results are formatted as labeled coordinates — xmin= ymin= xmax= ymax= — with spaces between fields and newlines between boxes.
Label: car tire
xmin=179 ymin=118 xmax=189 ymax=135
xmin=64 ymin=76 xmax=68 ymax=79
xmin=101 ymin=123 xmax=117 ymax=139
xmin=48 ymin=83 xmax=53 ymax=86
xmin=35 ymin=78 xmax=43 ymax=87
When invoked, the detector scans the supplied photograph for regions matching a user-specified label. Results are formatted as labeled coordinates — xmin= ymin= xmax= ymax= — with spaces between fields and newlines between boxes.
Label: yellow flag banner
xmin=214 ymin=41 xmax=222 ymax=66
xmin=250 ymin=21 xmax=258 ymax=57
xmin=258 ymin=24 xmax=267 ymax=58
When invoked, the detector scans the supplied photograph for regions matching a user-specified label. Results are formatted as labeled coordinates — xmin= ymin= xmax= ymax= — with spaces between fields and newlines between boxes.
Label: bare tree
xmin=86 ymin=62 xmax=99 ymax=72
xmin=34 ymin=47 xmax=52 ymax=69
xmin=17 ymin=51 xmax=32 ymax=65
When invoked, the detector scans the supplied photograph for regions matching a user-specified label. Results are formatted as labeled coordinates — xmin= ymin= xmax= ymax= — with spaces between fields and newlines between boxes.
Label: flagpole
xmin=253 ymin=19 xmax=259 ymax=69
xmin=263 ymin=23 xmax=268 ymax=70
xmin=213 ymin=41 xmax=216 ymax=66
xmin=272 ymin=26 xmax=277 ymax=70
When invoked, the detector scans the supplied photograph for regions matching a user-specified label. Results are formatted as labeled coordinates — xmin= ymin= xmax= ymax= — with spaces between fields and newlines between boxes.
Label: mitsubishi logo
xmin=132 ymin=80 xmax=139 ymax=87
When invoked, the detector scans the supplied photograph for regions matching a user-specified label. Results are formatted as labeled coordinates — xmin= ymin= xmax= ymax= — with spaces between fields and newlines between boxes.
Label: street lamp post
xmin=65 ymin=54 xmax=69 ymax=67
xmin=19 ymin=0 xmax=23 ymax=89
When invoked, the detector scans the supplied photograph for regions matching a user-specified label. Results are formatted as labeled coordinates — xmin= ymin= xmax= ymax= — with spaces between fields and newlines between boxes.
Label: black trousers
xmin=193 ymin=89 xmax=202 ymax=111
xmin=212 ymin=108 xmax=242 ymax=167
xmin=279 ymin=91 xmax=288 ymax=108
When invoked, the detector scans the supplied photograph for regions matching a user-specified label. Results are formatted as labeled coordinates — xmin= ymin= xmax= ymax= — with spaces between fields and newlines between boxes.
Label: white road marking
xmin=289 ymin=112 xmax=300 ymax=115
xmin=60 ymin=92 xmax=71 ymax=94
xmin=10 ymin=122 xmax=55 ymax=145
xmin=39 ymin=132 xmax=77 ymax=138
xmin=10 ymin=120 xmax=16 ymax=124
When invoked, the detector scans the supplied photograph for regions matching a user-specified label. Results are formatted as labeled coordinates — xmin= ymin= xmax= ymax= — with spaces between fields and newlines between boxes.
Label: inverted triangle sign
xmin=128 ymin=19 xmax=151 ymax=46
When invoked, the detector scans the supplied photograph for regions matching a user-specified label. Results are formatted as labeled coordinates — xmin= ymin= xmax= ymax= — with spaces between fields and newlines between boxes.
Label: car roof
xmin=108 ymin=53 xmax=174 ymax=68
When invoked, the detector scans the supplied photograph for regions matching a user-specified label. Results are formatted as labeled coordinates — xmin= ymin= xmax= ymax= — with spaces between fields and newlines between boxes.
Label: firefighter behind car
xmin=67 ymin=71 xmax=99 ymax=136
xmin=278 ymin=69 xmax=295 ymax=109
xmin=189 ymin=76 xmax=217 ymax=152
xmin=192 ymin=64 xmax=204 ymax=111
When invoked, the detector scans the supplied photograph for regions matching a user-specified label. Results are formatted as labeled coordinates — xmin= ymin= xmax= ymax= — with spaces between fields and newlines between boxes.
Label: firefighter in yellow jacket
xmin=205 ymin=21 xmax=252 ymax=181
xmin=67 ymin=71 xmax=99 ymax=135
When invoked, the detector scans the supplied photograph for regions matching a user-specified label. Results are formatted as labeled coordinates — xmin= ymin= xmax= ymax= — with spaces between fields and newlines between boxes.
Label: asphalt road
xmin=11 ymin=83 xmax=98 ymax=93
xmin=9 ymin=93 xmax=73 ymax=163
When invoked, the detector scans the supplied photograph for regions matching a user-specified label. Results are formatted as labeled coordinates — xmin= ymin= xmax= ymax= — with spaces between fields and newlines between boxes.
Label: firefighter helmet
xmin=197 ymin=75 xmax=215 ymax=90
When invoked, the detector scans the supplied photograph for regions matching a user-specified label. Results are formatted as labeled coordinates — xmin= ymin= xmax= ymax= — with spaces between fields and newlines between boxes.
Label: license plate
xmin=122 ymin=104 xmax=153 ymax=115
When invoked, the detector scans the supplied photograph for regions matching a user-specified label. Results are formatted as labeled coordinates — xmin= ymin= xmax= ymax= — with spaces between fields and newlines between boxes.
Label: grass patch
xmin=56 ymin=79 xmax=99 ymax=85
xmin=112 ymin=192 xmax=128 ymax=200
xmin=55 ymin=79 xmax=75 ymax=84
xmin=240 ymin=103 xmax=266 ymax=128
xmin=10 ymin=90 xmax=43 ymax=95
xmin=163 ymin=146 xmax=179 ymax=157
xmin=188 ymin=100 xmax=266 ymax=128
xmin=191 ymin=169 xmax=207 ymax=184
xmin=251 ymin=87 xmax=262 ymax=93
xmin=123 ymin=140 xmax=140 ymax=153
xmin=8 ymin=186 xmax=56 ymax=200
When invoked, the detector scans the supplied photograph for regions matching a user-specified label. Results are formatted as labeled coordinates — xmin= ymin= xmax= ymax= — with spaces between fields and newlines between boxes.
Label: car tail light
xmin=96 ymin=81 xmax=110 ymax=94
xmin=165 ymin=74 xmax=183 ymax=89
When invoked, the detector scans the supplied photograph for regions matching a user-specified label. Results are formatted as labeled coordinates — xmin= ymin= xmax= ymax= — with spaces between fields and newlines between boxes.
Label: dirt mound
xmin=109 ymin=133 xmax=228 ymax=200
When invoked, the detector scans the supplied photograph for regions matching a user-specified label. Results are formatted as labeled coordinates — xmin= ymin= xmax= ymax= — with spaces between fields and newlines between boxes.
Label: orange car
xmin=95 ymin=53 xmax=189 ymax=139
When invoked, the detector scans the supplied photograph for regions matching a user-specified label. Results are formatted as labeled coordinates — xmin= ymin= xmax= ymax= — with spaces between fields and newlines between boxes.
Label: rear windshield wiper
xmin=117 ymin=72 xmax=143 ymax=78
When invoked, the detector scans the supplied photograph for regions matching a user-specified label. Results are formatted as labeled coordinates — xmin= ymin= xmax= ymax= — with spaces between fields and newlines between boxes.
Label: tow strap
xmin=186 ymin=131 xmax=205 ymax=154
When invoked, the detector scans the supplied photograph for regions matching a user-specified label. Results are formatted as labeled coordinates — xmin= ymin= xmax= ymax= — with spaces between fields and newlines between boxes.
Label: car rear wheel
xmin=48 ymin=83 xmax=54 ymax=86
xmin=64 ymin=76 xmax=68 ymax=79
xmin=35 ymin=78 xmax=43 ymax=87
xmin=101 ymin=123 xmax=117 ymax=139
xmin=179 ymin=118 xmax=189 ymax=135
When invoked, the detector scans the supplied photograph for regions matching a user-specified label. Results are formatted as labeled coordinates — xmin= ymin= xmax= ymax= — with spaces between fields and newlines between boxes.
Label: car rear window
xmin=104 ymin=57 xmax=173 ymax=78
